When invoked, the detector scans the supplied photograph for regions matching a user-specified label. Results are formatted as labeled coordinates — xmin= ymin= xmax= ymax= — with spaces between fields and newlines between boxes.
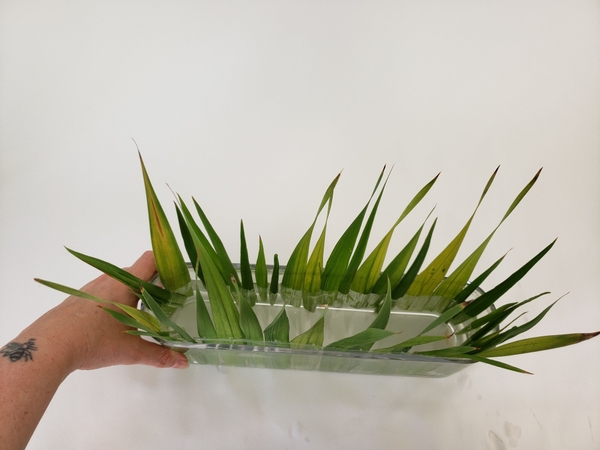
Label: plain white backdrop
xmin=1 ymin=1 xmax=598 ymax=449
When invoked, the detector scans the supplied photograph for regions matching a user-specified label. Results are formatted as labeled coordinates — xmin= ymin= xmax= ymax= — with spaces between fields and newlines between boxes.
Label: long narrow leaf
xmin=175 ymin=205 xmax=203 ymax=283
xmin=290 ymin=312 xmax=326 ymax=348
xmin=338 ymin=171 xmax=392 ymax=295
xmin=452 ymin=252 xmax=507 ymax=303
xmin=179 ymin=204 xmax=244 ymax=339
xmin=281 ymin=173 xmax=340 ymax=303
xmin=452 ymin=240 xmax=556 ymax=324
xmin=374 ymin=335 xmax=448 ymax=353
xmin=269 ymin=254 xmax=280 ymax=303
xmin=355 ymin=280 xmax=392 ymax=351
xmin=193 ymin=198 xmax=240 ymax=285
xmin=264 ymin=305 xmax=290 ymax=343
xmin=65 ymin=248 xmax=186 ymax=308
xmin=415 ymin=346 xmax=477 ymax=357
xmin=138 ymin=152 xmax=190 ymax=293
xmin=352 ymin=174 xmax=439 ymax=294
xmin=392 ymin=219 xmax=437 ymax=299
xmin=321 ymin=167 xmax=386 ymax=293
xmin=34 ymin=278 xmax=162 ymax=332
xmin=462 ymin=292 xmax=550 ymax=344
xmin=407 ymin=167 xmax=499 ymax=297
xmin=371 ymin=223 xmax=424 ymax=295
xmin=239 ymin=220 xmax=257 ymax=305
xmin=195 ymin=285 xmax=217 ymax=340
xmin=178 ymin=197 xmax=229 ymax=285
xmin=463 ymin=354 xmax=532 ymax=374
xmin=303 ymin=224 xmax=328 ymax=311
xmin=472 ymin=299 xmax=560 ymax=352
xmin=419 ymin=302 xmax=466 ymax=336
xmin=433 ymin=169 xmax=541 ymax=300
xmin=238 ymin=289 xmax=264 ymax=342
xmin=325 ymin=328 xmax=394 ymax=350
xmin=456 ymin=302 xmax=517 ymax=336
xmin=256 ymin=237 xmax=268 ymax=289
xmin=125 ymin=330 xmax=174 ymax=340
xmin=141 ymin=289 xmax=196 ymax=342
xmin=102 ymin=308 xmax=173 ymax=338
xmin=476 ymin=332 xmax=600 ymax=358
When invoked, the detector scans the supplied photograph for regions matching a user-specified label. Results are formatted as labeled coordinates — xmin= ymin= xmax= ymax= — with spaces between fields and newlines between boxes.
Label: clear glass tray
xmin=150 ymin=266 xmax=488 ymax=378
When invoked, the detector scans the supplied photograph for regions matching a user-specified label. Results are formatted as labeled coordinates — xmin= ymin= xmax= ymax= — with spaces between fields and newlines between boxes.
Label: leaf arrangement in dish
xmin=36 ymin=153 xmax=599 ymax=374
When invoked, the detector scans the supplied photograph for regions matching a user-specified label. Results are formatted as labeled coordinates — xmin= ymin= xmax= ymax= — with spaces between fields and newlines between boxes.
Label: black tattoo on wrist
xmin=1 ymin=338 xmax=38 ymax=362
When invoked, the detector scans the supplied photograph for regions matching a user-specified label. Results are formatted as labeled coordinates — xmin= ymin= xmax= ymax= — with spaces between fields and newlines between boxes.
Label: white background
xmin=1 ymin=1 xmax=598 ymax=449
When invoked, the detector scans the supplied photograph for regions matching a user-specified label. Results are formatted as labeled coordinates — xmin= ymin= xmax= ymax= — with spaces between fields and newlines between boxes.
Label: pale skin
xmin=0 ymin=251 xmax=189 ymax=450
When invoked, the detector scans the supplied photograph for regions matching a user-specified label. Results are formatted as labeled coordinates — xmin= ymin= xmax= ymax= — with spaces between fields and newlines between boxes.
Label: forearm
xmin=0 ymin=319 xmax=77 ymax=450
xmin=0 ymin=253 xmax=188 ymax=449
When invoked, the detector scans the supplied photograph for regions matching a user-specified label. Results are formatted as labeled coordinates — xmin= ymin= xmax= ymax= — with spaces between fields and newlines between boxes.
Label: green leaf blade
xmin=290 ymin=312 xmax=326 ymax=348
xmin=264 ymin=305 xmax=291 ymax=343
xmin=407 ymin=168 xmax=499 ymax=297
xmin=138 ymin=152 xmax=190 ymax=293
xmin=326 ymin=328 xmax=395 ymax=350
xmin=193 ymin=198 xmax=240 ymax=285
xmin=476 ymin=332 xmax=600 ymax=358
xmin=452 ymin=240 xmax=556 ymax=324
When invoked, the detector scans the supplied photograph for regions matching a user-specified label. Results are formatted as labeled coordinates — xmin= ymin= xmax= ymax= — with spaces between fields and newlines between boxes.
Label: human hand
xmin=23 ymin=251 xmax=189 ymax=372
xmin=0 ymin=251 xmax=189 ymax=450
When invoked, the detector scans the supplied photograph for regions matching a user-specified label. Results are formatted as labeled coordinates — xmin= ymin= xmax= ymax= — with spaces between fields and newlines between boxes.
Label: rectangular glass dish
xmin=149 ymin=266 xmax=488 ymax=378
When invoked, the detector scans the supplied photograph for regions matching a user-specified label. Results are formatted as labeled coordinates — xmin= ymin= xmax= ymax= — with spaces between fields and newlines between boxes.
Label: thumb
xmin=133 ymin=340 xmax=190 ymax=369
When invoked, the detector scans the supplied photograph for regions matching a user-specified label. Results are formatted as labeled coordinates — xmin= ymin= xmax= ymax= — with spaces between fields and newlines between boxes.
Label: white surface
xmin=1 ymin=1 xmax=598 ymax=449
